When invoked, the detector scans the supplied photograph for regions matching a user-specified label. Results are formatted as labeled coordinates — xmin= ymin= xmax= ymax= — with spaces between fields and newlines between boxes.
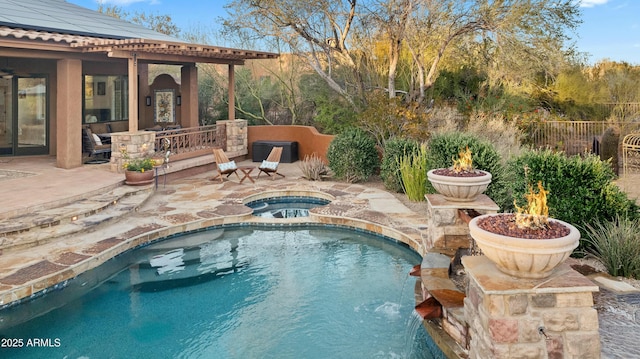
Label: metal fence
xmin=528 ymin=121 xmax=640 ymax=156
xmin=154 ymin=125 xmax=221 ymax=161
xmin=596 ymin=103 xmax=640 ymax=120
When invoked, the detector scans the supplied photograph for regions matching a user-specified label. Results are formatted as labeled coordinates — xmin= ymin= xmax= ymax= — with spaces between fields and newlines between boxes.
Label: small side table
xmin=238 ymin=166 xmax=256 ymax=184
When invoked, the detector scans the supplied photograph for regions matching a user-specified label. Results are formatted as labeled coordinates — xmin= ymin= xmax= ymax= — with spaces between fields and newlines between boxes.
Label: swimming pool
xmin=0 ymin=225 xmax=444 ymax=358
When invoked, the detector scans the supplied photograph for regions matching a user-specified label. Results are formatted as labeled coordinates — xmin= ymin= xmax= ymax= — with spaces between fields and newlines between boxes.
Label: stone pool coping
xmin=0 ymin=176 xmax=430 ymax=308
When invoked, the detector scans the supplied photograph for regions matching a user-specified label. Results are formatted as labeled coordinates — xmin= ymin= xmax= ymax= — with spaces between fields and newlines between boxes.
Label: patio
xmin=0 ymin=155 xmax=431 ymax=302
xmin=0 ymin=155 xmax=639 ymax=358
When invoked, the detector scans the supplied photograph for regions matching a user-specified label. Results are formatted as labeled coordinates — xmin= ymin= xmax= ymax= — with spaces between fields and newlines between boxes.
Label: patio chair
xmin=82 ymin=127 xmax=111 ymax=159
xmin=212 ymin=148 xmax=240 ymax=182
xmin=258 ymin=146 xmax=285 ymax=180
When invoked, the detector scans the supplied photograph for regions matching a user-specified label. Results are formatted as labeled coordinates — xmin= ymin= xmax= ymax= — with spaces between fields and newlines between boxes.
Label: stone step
xmin=0 ymin=185 xmax=154 ymax=253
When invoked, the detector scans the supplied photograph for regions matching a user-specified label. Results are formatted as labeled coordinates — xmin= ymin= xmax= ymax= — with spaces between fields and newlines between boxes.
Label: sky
xmin=66 ymin=0 xmax=640 ymax=65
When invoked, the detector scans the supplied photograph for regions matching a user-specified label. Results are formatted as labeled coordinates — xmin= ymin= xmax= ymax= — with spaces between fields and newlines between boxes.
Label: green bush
xmin=505 ymin=150 xmax=640 ymax=238
xmin=399 ymin=144 xmax=429 ymax=201
xmin=381 ymin=138 xmax=420 ymax=193
xmin=581 ymin=216 xmax=640 ymax=278
xmin=426 ymin=132 xmax=509 ymax=209
xmin=327 ymin=128 xmax=380 ymax=183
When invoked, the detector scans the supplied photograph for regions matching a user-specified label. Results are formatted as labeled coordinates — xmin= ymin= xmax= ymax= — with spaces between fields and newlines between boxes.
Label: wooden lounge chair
xmin=212 ymin=148 xmax=240 ymax=182
xmin=258 ymin=146 xmax=285 ymax=180
xmin=82 ymin=127 xmax=111 ymax=159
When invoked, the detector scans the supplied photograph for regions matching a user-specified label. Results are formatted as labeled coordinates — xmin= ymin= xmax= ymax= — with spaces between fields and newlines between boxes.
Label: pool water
xmin=246 ymin=196 xmax=330 ymax=218
xmin=0 ymin=226 xmax=443 ymax=359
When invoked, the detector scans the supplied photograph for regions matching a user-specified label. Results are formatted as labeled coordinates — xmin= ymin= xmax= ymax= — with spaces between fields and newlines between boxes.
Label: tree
xmin=96 ymin=2 xmax=180 ymax=37
xmin=224 ymin=0 xmax=364 ymax=107
xmin=404 ymin=0 xmax=581 ymax=102
xmin=223 ymin=0 xmax=581 ymax=108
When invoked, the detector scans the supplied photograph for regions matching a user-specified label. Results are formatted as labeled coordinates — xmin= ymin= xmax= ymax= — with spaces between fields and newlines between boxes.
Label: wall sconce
xmin=145 ymin=96 xmax=151 ymax=106
xmin=176 ymin=95 xmax=181 ymax=106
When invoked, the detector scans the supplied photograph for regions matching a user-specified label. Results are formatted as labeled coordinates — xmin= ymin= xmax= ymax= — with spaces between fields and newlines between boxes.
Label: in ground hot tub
xmin=246 ymin=196 xmax=330 ymax=218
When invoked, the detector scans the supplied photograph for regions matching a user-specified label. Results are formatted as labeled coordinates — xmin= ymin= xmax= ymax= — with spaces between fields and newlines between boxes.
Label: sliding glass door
xmin=0 ymin=77 xmax=12 ymax=155
xmin=0 ymin=76 xmax=49 ymax=156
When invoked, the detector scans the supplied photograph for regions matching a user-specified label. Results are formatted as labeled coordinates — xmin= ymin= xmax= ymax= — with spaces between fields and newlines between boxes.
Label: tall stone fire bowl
xmin=468 ymin=214 xmax=580 ymax=279
xmin=427 ymin=169 xmax=492 ymax=202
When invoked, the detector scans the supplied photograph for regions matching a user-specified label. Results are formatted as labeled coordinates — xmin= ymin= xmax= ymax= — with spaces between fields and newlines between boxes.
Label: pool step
xmin=0 ymin=185 xmax=154 ymax=253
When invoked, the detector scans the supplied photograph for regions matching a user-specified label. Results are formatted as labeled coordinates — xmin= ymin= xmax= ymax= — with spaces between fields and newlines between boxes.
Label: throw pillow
xmin=261 ymin=161 xmax=278 ymax=170
xmin=92 ymin=133 xmax=102 ymax=146
xmin=219 ymin=160 xmax=237 ymax=171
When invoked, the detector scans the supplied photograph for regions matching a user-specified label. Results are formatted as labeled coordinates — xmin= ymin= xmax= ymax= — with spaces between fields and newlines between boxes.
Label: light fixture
xmin=145 ymin=96 xmax=151 ymax=106
xmin=176 ymin=95 xmax=181 ymax=106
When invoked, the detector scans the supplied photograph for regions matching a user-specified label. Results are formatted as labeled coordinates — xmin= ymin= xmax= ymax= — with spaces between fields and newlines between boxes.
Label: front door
xmin=0 ymin=76 xmax=49 ymax=156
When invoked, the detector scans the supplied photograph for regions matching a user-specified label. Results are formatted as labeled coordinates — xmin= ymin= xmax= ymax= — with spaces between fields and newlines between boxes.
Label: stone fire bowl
xmin=468 ymin=214 xmax=580 ymax=279
xmin=427 ymin=169 xmax=492 ymax=202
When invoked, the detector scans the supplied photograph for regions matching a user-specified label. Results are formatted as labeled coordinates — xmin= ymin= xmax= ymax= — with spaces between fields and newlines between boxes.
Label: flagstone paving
xmin=0 ymin=156 xmax=639 ymax=358
xmin=0 ymin=159 xmax=430 ymax=306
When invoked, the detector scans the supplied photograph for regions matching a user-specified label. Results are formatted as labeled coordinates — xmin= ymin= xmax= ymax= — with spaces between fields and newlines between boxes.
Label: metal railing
xmin=596 ymin=103 xmax=640 ymax=119
xmin=154 ymin=125 xmax=220 ymax=160
xmin=528 ymin=121 xmax=640 ymax=156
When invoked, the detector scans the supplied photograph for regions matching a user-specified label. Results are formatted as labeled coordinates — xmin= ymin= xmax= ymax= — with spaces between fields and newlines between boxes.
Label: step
xmin=0 ymin=185 xmax=154 ymax=253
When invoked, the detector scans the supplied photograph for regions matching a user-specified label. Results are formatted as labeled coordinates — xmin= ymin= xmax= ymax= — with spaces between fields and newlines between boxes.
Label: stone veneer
xmin=218 ymin=119 xmax=248 ymax=153
xmin=420 ymin=194 xmax=601 ymax=358
xmin=462 ymin=255 xmax=600 ymax=359
xmin=425 ymin=194 xmax=499 ymax=253
xmin=109 ymin=131 xmax=157 ymax=173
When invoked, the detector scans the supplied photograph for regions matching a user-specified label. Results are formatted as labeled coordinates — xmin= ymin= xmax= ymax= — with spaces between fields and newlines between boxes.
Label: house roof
xmin=0 ymin=0 xmax=178 ymax=41
xmin=0 ymin=0 xmax=278 ymax=63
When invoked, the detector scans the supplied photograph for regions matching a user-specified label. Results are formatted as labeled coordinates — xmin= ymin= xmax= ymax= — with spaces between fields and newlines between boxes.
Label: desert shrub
xmin=427 ymin=106 xmax=465 ymax=136
xmin=426 ymin=132 xmax=509 ymax=209
xmin=465 ymin=111 xmax=523 ymax=164
xmin=581 ymin=216 xmax=640 ymax=278
xmin=506 ymin=150 xmax=640 ymax=242
xmin=357 ymin=93 xmax=430 ymax=147
xmin=381 ymin=138 xmax=420 ymax=193
xmin=398 ymin=144 xmax=429 ymax=201
xmin=327 ymin=128 xmax=379 ymax=183
xmin=299 ymin=153 xmax=332 ymax=181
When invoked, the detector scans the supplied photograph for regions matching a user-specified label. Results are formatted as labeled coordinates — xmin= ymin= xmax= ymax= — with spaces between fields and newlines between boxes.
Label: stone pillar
xmin=216 ymin=122 xmax=227 ymax=150
xmin=110 ymin=131 xmax=156 ymax=173
xmin=463 ymin=256 xmax=600 ymax=359
xmin=217 ymin=119 xmax=247 ymax=156
xmin=425 ymin=194 xmax=499 ymax=252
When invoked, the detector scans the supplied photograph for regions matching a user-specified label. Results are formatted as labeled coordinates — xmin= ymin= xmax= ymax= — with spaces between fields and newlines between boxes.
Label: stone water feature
xmin=417 ymin=193 xmax=601 ymax=359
